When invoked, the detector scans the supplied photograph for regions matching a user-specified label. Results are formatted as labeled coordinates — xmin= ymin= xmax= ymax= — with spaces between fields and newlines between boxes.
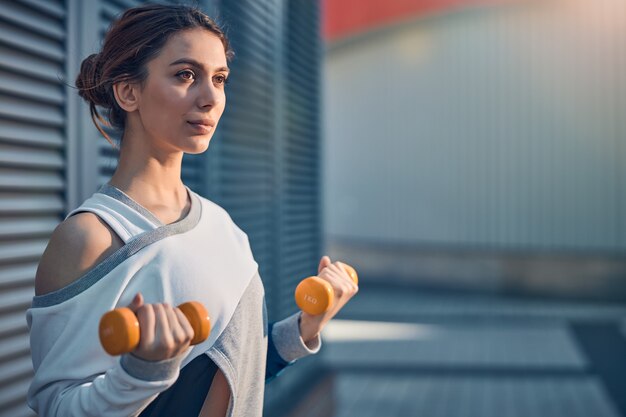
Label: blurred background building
xmin=324 ymin=0 xmax=626 ymax=301
xmin=320 ymin=1 xmax=626 ymax=416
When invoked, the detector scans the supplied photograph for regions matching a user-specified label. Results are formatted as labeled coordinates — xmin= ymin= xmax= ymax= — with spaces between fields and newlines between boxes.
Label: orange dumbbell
xmin=295 ymin=263 xmax=358 ymax=315
xmin=99 ymin=301 xmax=211 ymax=356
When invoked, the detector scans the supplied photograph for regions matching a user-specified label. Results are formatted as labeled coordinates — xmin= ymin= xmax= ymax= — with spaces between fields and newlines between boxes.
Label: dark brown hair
xmin=75 ymin=4 xmax=234 ymax=148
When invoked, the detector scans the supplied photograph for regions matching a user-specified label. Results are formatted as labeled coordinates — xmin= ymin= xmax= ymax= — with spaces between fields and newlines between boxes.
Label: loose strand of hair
xmin=89 ymin=103 xmax=119 ymax=151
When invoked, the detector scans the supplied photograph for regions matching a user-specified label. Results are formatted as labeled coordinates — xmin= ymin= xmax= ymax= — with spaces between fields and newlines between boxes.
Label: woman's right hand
xmin=125 ymin=293 xmax=195 ymax=361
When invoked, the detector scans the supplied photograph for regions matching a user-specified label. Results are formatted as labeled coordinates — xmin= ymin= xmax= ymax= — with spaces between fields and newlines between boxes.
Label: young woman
xmin=26 ymin=5 xmax=358 ymax=417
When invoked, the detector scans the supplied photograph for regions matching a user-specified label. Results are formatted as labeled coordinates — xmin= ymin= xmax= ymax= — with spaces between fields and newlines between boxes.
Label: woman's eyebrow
xmin=169 ymin=58 xmax=229 ymax=73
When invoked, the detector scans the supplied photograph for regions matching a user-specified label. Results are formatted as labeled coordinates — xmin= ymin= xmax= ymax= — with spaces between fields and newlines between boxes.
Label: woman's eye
xmin=214 ymin=75 xmax=229 ymax=86
xmin=176 ymin=70 xmax=195 ymax=81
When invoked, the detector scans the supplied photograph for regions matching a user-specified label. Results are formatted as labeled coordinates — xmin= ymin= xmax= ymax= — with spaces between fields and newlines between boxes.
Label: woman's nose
xmin=197 ymin=81 xmax=222 ymax=108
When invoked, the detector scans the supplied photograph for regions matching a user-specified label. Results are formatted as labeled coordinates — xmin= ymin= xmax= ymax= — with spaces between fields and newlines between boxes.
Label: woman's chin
xmin=183 ymin=136 xmax=212 ymax=154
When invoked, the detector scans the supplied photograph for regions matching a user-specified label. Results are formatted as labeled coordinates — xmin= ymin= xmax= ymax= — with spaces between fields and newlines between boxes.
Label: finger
xmin=318 ymin=255 xmax=331 ymax=274
xmin=126 ymin=292 xmax=144 ymax=312
xmin=136 ymin=304 xmax=155 ymax=348
xmin=331 ymin=262 xmax=352 ymax=282
xmin=174 ymin=308 xmax=195 ymax=344
xmin=318 ymin=270 xmax=345 ymax=296
xmin=153 ymin=304 xmax=173 ymax=351
xmin=164 ymin=304 xmax=186 ymax=345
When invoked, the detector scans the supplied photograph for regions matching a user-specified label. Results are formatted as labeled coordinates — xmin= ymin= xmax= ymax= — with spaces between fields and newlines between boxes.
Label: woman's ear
xmin=112 ymin=80 xmax=140 ymax=112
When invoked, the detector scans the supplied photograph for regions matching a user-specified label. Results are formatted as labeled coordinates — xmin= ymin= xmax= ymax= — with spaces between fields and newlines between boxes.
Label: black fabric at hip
xmin=139 ymin=354 xmax=219 ymax=417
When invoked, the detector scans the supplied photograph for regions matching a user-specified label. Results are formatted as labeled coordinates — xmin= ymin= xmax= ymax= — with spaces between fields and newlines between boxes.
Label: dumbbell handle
xmin=295 ymin=263 xmax=358 ymax=315
xmin=99 ymin=301 xmax=210 ymax=356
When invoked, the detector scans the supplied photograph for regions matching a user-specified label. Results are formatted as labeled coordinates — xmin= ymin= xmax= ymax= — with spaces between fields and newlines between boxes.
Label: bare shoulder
xmin=35 ymin=212 xmax=125 ymax=296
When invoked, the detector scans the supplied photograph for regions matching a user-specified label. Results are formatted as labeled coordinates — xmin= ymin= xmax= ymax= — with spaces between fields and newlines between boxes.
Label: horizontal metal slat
xmin=108 ymin=0 xmax=143 ymax=12
xmin=285 ymin=194 xmax=315 ymax=206
xmin=183 ymin=180 xmax=201 ymax=192
xmin=0 ymin=21 xmax=63 ymax=62
xmin=0 ymin=287 xmax=33 ymax=313
xmin=217 ymin=196 xmax=273 ymax=210
xmin=0 ymin=311 xmax=30 ymax=338
xmin=0 ymin=70 xmax=64 ymax=105
xmin=282 ymin=239 xmax=316 ymax=257
xmin=286 ymin=180 xmax=316 ymax=193
xmin=181 ymin=164 xmax=200 ymax=176
xmin=0 ymin=218 xmax=58 ymax=239
xmin=0 ymin=193 xmax=64 ymax=215
xmin=285 ymin=149 xmax=316 ymax=166
xmin=0 ymin=356 xmax=33 ymax=388
xmin=99 ymin=156 xmax=119 ymax=172
xmin=220 ymin=186 xmax=272 ymax=198
xmin=228 ymin=207 xmax=273 ymax=224
xmin=0 ymin=144 xmax=63 ymax=170
xmin=227 ymin=78 xmax=273 ymax=103
xmin=0 ymin=119 xmax=63 ymax=148
xmin=283 ymin=206 xmax=316 ymax=220
xmin=0 ymin=1 xmax=64 ymax=40
xmin=0 ymin=44 xmax=64 ymax=83
xmin=221 ymin=146 xmax=274 ymax=165
xmin=219 ymin=132 xmax=273 ymax=154
xmin=223 ymin=107 xmax=274 ymax=131
xmin=0 ymin=169 xmax=63 ymax=191
xmin=15 ymin=0 xmax=65 ymax=19
xmin=285 ymin=166 xmax=316 ymax=181
xmin=0 ymin=96 xmax=64 ymax=126
xmin=97 ymin=174 xmax=113 ymax=189
xmin=0 ymin=332 xmax=30 ymax=362
xmin=0 ymin=239 xmax=47 ymax=263
xmin=0 ymin=263 xmax=37 ymax=286
xmin=220 ymin=178 xmax=272 ymax=191
xmin=220 ymin=131 xmax=273 ymax=152
xmin=227 ymin=70 xmax=274 ymax=98
xmin=281 ymin=254 xmax=317 ymax=274
xmin=220 ymin=168 xmax=273 ymax=183
xmin=101 ymin=2 xmax=124 ymax=22
xmin=0 ymin=399 xmax=37 ymax=417
xmin=282 ymin=222 xmax=316 ymax=237
xmin=286 ymin=107 xmax=318 ymax=127
xmin=0 ymin=376 xmax=32 ymax=413
xmin=229 ymin=5 xmax=275 ymax=46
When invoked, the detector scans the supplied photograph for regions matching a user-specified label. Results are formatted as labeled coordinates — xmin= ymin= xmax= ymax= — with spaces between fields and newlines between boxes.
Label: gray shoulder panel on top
xmin=31 ymin=188 xmax=202 ymax=308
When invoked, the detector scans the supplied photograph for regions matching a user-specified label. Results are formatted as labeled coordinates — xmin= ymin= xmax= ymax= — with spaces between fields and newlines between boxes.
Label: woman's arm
xmin=29 ymin=214 xmax=193 ymax=416
xmin=29 ymin=354 xmax=185 ymax=417
xmin=265 ymin=312 xmax=323 ymax=383
xmin=264 ymin=256 xmax=358 ymax=383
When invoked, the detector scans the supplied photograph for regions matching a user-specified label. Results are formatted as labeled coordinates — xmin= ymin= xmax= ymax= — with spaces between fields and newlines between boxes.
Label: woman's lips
xmin=187 ymin=121 xmax=213 ymax=134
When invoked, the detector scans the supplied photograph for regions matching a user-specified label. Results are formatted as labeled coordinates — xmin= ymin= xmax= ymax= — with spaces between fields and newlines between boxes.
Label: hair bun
xmin=76 ymin=53 xmax=108 ymax=106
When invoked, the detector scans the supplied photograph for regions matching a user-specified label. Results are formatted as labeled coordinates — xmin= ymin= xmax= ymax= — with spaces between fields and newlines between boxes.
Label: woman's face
xmin=133 ymin=28 xmax=229 ymax=155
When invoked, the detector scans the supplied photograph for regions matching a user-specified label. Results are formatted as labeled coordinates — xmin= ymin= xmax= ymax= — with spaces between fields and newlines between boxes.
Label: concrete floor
xmin=320 ymin=284 xmax=626 ymax=417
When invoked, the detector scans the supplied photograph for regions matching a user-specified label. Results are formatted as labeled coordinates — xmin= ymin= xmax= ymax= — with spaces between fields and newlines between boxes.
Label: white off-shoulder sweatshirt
xmin=26 ymin=183 xmax=321 ymax=417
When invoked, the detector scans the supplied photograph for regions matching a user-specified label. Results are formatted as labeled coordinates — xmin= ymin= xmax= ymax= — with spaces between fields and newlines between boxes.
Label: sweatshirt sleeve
xmin=26 ymin=302 xmax=190 ymax=417
xmin=30 ymin=354 xmax=185 ymax=417
xmin=265 ymin=311 xmax=322 ymax=383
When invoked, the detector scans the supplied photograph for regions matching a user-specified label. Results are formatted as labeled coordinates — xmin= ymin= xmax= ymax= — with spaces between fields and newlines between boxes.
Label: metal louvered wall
xmin=216 ymin=0 xmax=322 ymax=323
xmin=213 ymin=0 xmax=323 ymax=412
xmin=0 ymin=1 xmax=66 ymax=415
xmin=264 ymin=1 xmax=324 ymax=413
xmin=278 ymin=0 xmax=322 ymax=321
xmin=215 ymin=0 xmax=281 ymax=319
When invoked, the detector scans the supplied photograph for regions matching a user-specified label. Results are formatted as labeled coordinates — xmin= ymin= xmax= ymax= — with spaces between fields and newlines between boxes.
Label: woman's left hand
xmin=299 ymin=256 xmax=359 ymax=345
